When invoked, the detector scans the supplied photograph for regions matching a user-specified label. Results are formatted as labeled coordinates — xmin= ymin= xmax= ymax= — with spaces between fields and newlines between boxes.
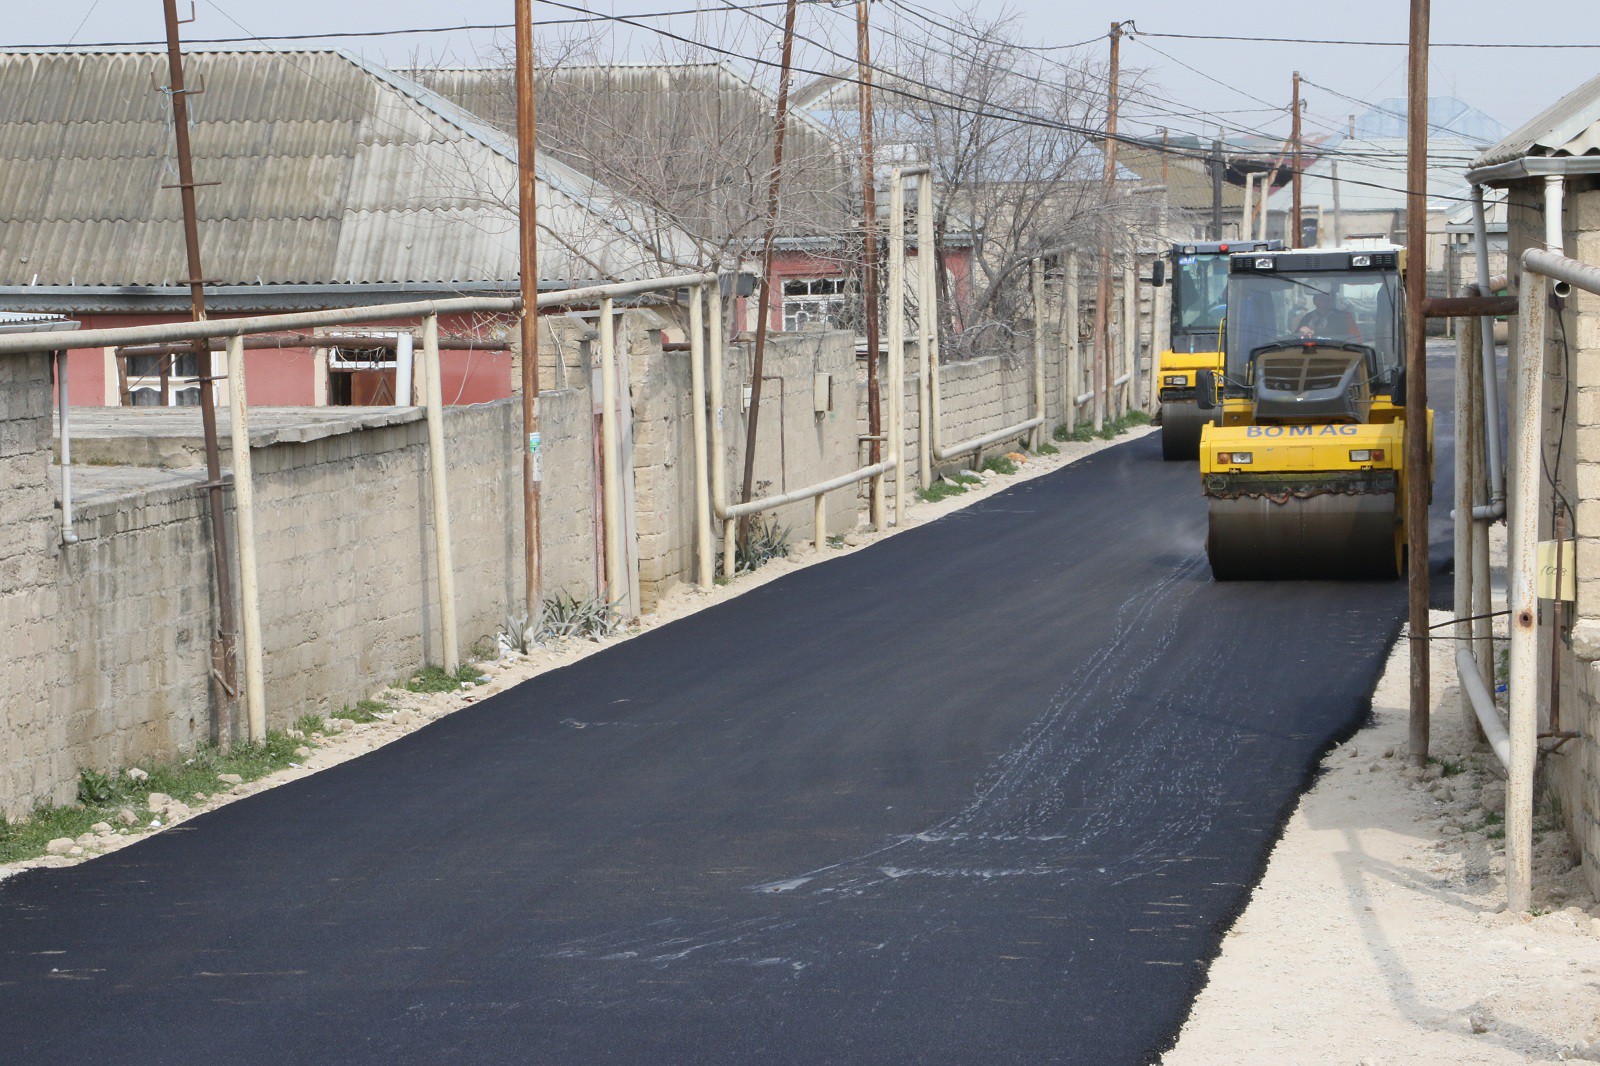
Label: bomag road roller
xmin=1152 ymin=238 xmax=1282 ymax=460
xmin=1194 ymin=246 xmax=1432 ymax=580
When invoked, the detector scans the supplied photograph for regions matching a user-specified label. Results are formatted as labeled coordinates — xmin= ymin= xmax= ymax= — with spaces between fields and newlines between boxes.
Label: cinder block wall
xmin=1516 ymin=185 xmax=1600 ymax=897
xmin=0 ymin=353 xmax=66 ymax=815
xmin=53 ymin=484 xmax=218 ymax=804
xmin=1 ymin=320 xmax=869 ymax=815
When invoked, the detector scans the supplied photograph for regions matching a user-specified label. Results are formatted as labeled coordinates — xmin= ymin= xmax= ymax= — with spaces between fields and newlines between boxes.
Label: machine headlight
xmin=1165 ymin=374 xmax=1187 ymax=386
xmin=1219 ymin=451 xmax=1253 ymax=465
xmin=1350 ymin=449 xmax=1385 ymax=463
xmin=1254 ymin=258 xmax=1275 ymax=270
xmin=1352 ymin=254 xmax=1372 ymax=267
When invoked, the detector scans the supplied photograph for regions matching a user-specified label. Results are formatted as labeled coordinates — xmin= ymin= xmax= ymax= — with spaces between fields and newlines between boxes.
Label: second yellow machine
xmin=1153 ymin=239 xmax=1282 ymax=460
xmin=1196 ymin=246 xmax=1432 ymax=580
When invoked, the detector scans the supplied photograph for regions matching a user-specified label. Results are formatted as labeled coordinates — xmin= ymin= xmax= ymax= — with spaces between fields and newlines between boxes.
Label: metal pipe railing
xmin=224 ymin=335 xmax=266 ymax=743
xmin=420 ymin=315 xmax=460 ymax=675
xmin=697 ymin=280 xmax=903 ymax=563
xmin=1457 ymin=646 xmax=1512 ymax=767
xmin=56 ymin=351 xmax=79 ymax=545
xmin=895 ymin=168 xmax=1046 ymax=471
xmin=0 ymin=273 xmax=725 ymax=358
xmin=1470 ymin=186 xmax=1506 ymax=516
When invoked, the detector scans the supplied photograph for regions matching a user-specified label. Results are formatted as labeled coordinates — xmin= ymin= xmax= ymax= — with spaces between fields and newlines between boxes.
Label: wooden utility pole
xmin=1405 ymin=0 xmax=1431 ymax=765
xmin=514 ymin=0 xmax=542 ymax=617
xmin=1094 ymin=21 xmax=1124 ymax=433
xmin=738 ymin=0 xmax=800 ymax=545
xmin=1331 ymin=161 xmax=1344 ymax=244
xmin=1210 ymin=137 xmax=1224 ymax=241
xmin=857 ymin=1 xmax=882 ymax=470
xmin=161 ymin=0 xmax=237 ymax=730
xmin=1291 ymin=71 xmax=1304 ymax=248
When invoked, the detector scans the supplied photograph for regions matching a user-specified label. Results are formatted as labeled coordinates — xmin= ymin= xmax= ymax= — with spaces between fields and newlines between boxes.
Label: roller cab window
xmin=1224 ymin=269 xmax=1402 ymax=395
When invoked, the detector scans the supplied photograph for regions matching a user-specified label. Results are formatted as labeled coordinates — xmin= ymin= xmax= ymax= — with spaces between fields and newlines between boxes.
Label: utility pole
xmin=1291 ymin=71 xmax=1304 ymax=248
xmin=514 ymin=0 xmax=542 ymax=617
xmin=1405 ymin=0 xmax=1431 ymax=766
xmin=161 ymin=0 xmax=237 ymax=733
xmin=1094 ymin=21 xmax=1125 ymax=433
xmin=1210 ymin=138 xmax=1224 ymax=241
xmin=738 ymin=0 xmax=800 ymax=545
xmin=857 ymin=1 xmax=882 ymax=476
xmin=1331 ymin=161 xmax=1344 ymax=245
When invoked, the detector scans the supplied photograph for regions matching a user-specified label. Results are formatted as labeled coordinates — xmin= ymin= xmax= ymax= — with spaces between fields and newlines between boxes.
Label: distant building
xmin=0 ymin=48 xmax=694 ymax=407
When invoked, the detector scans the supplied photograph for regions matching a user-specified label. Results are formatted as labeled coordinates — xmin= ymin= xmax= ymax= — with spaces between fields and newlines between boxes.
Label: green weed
xmin=1 ymin=735 xmax=306 ymax=865
xmin=333 ymin=699 xmax=391 ymax=724
xmin=917 ymin=479 xmax=970 ymax=503
xmin=981 ymin=455 xmax=1019 ymax=476
xmin=403 ymin=665 xmax=487 ymax=694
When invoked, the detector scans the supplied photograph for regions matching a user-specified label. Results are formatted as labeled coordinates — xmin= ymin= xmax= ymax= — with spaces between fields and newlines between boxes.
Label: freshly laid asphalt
xmin=0 ymin=351 xmax=1460 ymax=1064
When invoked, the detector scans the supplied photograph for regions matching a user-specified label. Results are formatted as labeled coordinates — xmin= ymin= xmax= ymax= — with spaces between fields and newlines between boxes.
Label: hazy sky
xmin=8 ymin=1 xmax=1597 ymax=144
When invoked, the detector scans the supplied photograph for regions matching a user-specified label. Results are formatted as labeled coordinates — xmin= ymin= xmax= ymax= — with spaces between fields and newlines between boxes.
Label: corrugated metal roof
xmin=1472 ymin=73 xmax=1600 ymax=171
xmin=0 ymin=49 xmax=696 ymax=287
xmin=409 ymin=62 xmax=851 ymax=243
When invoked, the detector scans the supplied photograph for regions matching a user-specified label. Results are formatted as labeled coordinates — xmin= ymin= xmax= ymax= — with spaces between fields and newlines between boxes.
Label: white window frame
xmin=782 ymin=276 xmax=856 ymax=333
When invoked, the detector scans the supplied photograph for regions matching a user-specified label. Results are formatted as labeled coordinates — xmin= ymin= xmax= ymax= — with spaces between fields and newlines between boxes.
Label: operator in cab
xmin=1296 ymin=292 xmax=1362 ymax=343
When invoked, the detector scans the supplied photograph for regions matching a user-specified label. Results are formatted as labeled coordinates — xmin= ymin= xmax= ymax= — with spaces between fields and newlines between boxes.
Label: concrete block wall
xmin=0 ymin=320 xmax=875 ymax=816
xmin=0 ymin=353 xmax=66 ymax=815
xmin=1510 ymin=184 xmax=1600 ymax=896
xmin=242 ymin=400 xmax=535 ymax=718
xmin=539 ymin=386 xmax=601 ymax=602
xmin=53 ymin=484 xmax=218 ymax=798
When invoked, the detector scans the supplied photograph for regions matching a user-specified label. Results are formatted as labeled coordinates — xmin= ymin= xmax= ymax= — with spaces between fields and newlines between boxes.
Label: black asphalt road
xmin=0 ymin=352 xmax=1457 ymax=1064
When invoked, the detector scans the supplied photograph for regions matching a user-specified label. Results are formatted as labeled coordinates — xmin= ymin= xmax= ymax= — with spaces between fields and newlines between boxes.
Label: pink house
xmin=0 ymin=49 xmax=694 ymax=407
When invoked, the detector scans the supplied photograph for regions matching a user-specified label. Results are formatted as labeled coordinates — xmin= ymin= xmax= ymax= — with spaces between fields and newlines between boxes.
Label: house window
xmin=123 ymin=351 xmax=207 ymax=406
xmin=782 ymin=277 xmax=857 ymax=332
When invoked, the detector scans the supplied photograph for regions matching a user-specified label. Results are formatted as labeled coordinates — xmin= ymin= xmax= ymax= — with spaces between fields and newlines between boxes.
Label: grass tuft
xmin=403 ymin=665 xmax=487 ymax=694
xmin=981 ymin=455 xmax=1019 ymax=476
xmin=333 ymin=698 xmax=391 ymax=724
xmin=1 ymin=734 xmax=306 ymax=865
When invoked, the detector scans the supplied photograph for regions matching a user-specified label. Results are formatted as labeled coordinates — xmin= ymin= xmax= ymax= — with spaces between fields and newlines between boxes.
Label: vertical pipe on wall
xmin=1455 ymin=313 xmax=1486 ymax=744
xmin=887 ymin=172 xmax=906 ymax=527
xmin=1122 ymin=261 xmax=1139 ymax=414
xmin=1471 ymin=185 xmax=1506 ymax=512
xmin=1064 ymin=251 xmax=1080 ymax=434
xmin=225 ymin=335 xmax=266 ymax=743
xmin=1032 ymin=257 xmax=1046 ymax=449
xmin=916 ymin=173 xmax=935 ymax=488
xmin=708 ymin=282 xmax=736 ymax=580
xmin=57 ymin=351 xmax=78 ymax=545
xmin=421 ymin=314 xmax=460 ymax=675
xmin=598 ymin=296 xmax=624 ymax=605
xmin=689 ymin=284 xmax=713 ymax=590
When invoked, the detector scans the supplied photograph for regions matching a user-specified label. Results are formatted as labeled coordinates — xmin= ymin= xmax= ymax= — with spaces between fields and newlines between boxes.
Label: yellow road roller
xmin=1195 ymin=246 xmax=1432 ymax=580
xmin=1153 ymin=238 xmax=1282 ymax=460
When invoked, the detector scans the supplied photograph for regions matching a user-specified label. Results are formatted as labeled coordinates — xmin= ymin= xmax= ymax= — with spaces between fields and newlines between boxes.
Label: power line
xmin=5 ymin=0 xmax=809 ymax=50
xmin=1138 ymin=29 xmax=1600 ymax=49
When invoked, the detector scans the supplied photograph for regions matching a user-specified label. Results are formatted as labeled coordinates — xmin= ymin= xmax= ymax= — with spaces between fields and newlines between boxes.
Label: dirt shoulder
xmin=1164 ymin=612 xmax=1600 ymax=1065
xmin=2 ymin=425 xmax=1152 ymax=882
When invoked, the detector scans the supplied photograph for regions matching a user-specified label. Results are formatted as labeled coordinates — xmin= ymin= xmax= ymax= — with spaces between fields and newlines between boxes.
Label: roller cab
xmin=1151 ymin=239 xmax=1282 ymax=460
xmin=1197 ymin=246 xmax=1431 ymax=580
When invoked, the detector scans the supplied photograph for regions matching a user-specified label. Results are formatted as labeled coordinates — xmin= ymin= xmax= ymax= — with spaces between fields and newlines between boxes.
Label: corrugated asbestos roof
xmin=1472 ymin=73 xmax=1600 ymax=171
xmin=0 ymin=48 xmax=695 ymax=287
xmin=409 ymin=62 xmax=850 ymax=243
